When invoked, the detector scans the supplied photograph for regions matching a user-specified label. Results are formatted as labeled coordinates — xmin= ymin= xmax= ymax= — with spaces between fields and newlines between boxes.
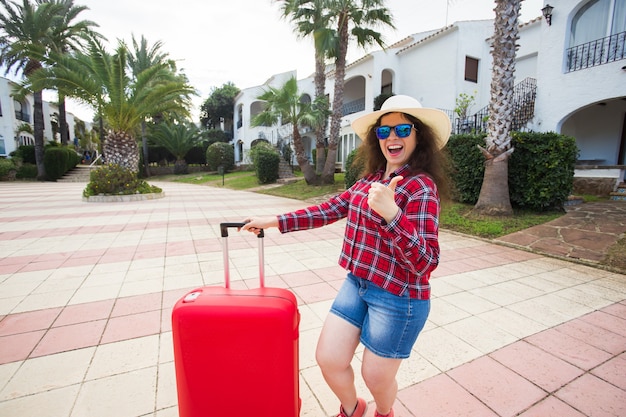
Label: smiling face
xmin=377 ymin=112 xmax=418 ymax=174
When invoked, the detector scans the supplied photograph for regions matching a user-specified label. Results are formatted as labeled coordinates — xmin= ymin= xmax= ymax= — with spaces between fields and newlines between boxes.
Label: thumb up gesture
xmin=367 ymin=176 xmax=403 ymax=224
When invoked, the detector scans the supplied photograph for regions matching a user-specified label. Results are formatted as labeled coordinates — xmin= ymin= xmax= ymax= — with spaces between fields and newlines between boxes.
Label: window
xmin=571 ymin=0 xmax=625 ymax=46
xmin=14 ymin=99 xmax=30 ymax=122
xmin=0 ymin=135 xmax=5 ymax=155
xmin=465 ymin=57 xmax=479 ymax=83
xmin=568 ymin=0 xmax=626 ymax=71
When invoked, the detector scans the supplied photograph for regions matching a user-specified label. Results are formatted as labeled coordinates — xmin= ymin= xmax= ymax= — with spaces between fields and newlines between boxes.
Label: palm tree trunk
xmin=142 ymin=121 xmax=151 ymax=177
xmin=58 ymin=94 xmax=69 ymax=146
xmin=473 ymin=0 xmax=520 ymax=216
xmin=33 ymin=90 xmax=46 ymax=181
xmin=293 ymin=128 xmax=317 ymax=184
xmin=314 ymin=54 xmax=327 ymax=174
xmin=103 ymin=130 xmax=140 ymax=173
xmin=474 ymin=152 xmax=513 ymax=215
xmin=322 ymin=14 xmax=350 ymax=184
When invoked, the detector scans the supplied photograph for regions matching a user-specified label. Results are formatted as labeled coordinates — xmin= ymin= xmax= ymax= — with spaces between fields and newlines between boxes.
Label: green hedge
xmin=0 ymin=158 xmax=16 ymax=179
xmin=17 ymin=163 xmax=37 ymax=179
xmin=509 ymin=132 xmax=578 ymax=210
xmin=344 ymin=148 xmax=363 ymax=189
xmin=43 ymin=147 xmax=80 ymax=181
xmin=13 ymin=145 xmax=36 ymax=164
xmin=446 ymin=134 xmax=486 ymax=203
xmin=446 ymin=132 xmax=578 ymax=210
xmin=206 ymin=142 xmax=234 ymax=172
xmin=249 ymin=144 xmax=280 ymax=184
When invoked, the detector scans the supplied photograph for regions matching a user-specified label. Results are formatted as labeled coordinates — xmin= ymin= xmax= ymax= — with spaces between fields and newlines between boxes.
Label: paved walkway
xmin=0 ymin=181 xmax=624 ymax=417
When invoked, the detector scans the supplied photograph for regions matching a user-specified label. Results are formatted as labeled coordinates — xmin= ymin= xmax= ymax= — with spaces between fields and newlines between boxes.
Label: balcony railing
xmin=566 ymin=31 xmax=626 ymax=73
xmin=342 ymin=97 xmax=365 ymax=116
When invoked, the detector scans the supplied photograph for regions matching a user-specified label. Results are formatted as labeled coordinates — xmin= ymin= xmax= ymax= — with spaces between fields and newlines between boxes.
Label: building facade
xmin=233 ymin=0 xmax=626 ymax=190
xmin=0 ymin=77 xmax=88 ymax=157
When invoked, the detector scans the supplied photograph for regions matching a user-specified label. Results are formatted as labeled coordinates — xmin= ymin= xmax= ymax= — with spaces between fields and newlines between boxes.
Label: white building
xmin=0 ymin=76 xmax=88 ymax=156
xmin=233 ymin=0 xmax=626 ymax=192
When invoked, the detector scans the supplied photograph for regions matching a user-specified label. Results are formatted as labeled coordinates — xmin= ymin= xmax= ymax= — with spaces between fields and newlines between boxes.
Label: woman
xmin=242 ymin=95 xmax=451 ymax=417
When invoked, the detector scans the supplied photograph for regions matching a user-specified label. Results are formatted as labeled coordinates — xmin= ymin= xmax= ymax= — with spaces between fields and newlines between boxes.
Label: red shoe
xmin=375 ymin=409 xmax=394 ymax=417
xmin=337 ymin=397 xmax=367 ymax=417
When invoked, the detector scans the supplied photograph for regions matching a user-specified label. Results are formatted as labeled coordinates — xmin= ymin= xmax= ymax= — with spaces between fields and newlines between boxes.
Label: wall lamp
xmin=542 ymin=4 xmax=554 ymax=26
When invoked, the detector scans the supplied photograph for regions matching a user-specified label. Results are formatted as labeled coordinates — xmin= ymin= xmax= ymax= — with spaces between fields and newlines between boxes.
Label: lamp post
xmin=542 ymin=4 xmax=554 ymax=26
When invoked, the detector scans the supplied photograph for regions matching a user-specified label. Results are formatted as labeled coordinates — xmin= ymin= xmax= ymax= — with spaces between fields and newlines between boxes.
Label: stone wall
xmin=572 ymin=177 xmax=617 ymax=196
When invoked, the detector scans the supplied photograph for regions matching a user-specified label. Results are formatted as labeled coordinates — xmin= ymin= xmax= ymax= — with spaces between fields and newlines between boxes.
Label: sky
xmin=45 ymin=0 xmax=544 ymax=121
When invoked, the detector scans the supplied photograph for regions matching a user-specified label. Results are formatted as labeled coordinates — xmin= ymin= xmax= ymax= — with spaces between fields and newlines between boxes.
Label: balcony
xmin=566 ymin=31 xmax=626 ymax=73
xmin=342 ymin=98 xmax=365 ymax=116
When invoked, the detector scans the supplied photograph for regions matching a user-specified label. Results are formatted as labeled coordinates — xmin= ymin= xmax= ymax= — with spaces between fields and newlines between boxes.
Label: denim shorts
xmin=329 ymin=273 xmax=430 ymax=359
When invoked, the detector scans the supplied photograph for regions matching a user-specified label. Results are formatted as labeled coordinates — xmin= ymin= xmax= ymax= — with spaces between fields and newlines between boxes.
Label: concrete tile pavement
xmin=0 ymin=180 xmax=624 ymax=417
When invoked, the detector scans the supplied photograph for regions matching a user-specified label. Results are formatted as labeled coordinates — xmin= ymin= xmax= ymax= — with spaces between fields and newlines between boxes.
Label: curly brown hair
xmin=354 ymin=112 xmax=452 ymax=201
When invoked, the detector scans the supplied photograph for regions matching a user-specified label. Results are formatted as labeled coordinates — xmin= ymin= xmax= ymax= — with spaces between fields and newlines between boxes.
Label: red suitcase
xmin=172 ymin=222 xmax=300 ymax=417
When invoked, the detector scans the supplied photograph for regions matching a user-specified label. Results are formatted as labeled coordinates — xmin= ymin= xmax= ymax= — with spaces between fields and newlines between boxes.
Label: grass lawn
xmin=163 ymin=169 xmax=566 ymax=239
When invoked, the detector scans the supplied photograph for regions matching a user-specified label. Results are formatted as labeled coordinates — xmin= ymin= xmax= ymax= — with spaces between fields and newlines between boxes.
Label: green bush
xmin=42 ymin=147 xmax=80 ymax=181
xmin=509 ymin=131 xmax=578 ymax=210
xmin=446 ymin=134 xmax=486 ymax=203
xmin=13 ymin=145 xmax=36 ymax=164
xmin=206 ymin=142 xmax=234 ymax=172
xmin=447 ymin=132 xmax=579 ymax=210
xmin=83 ymin=164 xmax=162 ymax=197
xmin=0 ymin=158 xmax=16 ymax=179
xmin=344 ymin=148 xmax=364 ymax=189
xmin=250 ymin=144 xmax=280 ymax=184
xmin=43 ymin=147 xmax=69 ymax=180
xmin=16 ymin=163 xmax=37 ymax=179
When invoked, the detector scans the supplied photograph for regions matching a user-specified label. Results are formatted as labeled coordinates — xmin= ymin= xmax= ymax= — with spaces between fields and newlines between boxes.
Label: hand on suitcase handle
xmin=220 ymin=222 xmax=264 ymax=238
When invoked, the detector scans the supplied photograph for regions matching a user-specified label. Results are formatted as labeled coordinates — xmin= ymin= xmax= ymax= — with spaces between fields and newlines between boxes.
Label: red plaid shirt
xmin=277 ymin=165 xmax=440 ymax=299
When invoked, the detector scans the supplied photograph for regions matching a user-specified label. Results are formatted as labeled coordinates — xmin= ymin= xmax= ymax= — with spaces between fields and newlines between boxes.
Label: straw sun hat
xmin=351 ymin=95 xmax=452 ymax=149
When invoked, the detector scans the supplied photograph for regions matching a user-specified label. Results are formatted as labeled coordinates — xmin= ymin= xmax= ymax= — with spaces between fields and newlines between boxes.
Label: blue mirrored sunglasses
xmin=375 ymin=123 xmax=416 ymax=140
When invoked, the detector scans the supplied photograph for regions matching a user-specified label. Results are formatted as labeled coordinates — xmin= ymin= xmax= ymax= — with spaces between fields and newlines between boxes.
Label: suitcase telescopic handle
xmin=220 ymin=222 xmax=264 ymax=238
xmin=219 ymin=222 xmax=265 ymax=289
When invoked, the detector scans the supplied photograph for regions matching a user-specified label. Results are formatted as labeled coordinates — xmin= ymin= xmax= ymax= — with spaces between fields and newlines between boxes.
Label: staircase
xmin=451 ymin=77 xmax=537 ymax=134
xmin=277 ymin=159 xmax=298 ymax=184
xmin=57 ymin=165 xmax=95 ymax=183
xmin=610 ymin=182 xmax=626 ymax=201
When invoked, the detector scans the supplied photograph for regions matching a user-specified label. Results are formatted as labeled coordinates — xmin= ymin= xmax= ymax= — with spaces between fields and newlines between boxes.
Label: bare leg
xmin=316 ymin=313 xmax=362 ymax=414
xmin=361 ymin=348 xmax=402 ymax=415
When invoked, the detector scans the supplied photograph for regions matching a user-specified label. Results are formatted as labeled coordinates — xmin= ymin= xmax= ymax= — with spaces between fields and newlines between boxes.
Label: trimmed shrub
xmin=16 ymin=163 xmax=37 ymax=179
xmin=250 ymin=143 xmax=280 ymax=184
xmin=0 ymin=158 xmax=16 ymax=180
xmin=447 ymin=132 xmax=579 ymax=210
xmin=206 ymin=142 xmax=234 ymax=172
xmin=446 ymin=134 xmax=486 ymax=204
xmin=43 ymin=147 xmax=80 ymax=181
xmin=83 ymin=164 xmax=162 ymax=197
xmin=13 ymin=145 xmax=36 ymax=164
xmin=43 ymin=147 xmax=69 ymax=180
xmin=509 ymin=131 xmax=578 ymax=210
xmin=344 ymin=148 xmax=364 ymax=189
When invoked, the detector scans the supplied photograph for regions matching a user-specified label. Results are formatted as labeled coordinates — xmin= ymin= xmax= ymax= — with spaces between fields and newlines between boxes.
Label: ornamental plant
xmin=83 ymin=164 xmax=162 ymax=197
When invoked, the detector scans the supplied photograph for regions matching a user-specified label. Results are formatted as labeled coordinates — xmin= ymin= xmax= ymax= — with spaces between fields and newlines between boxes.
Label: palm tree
xmin=127 ymin=34 xmax=182 ymax=176
xmin=278 ymin=0 xmax=333 ymax=175
xmin=46 ymin=0 xmax=101 ymax=146
xmin=150 ymin=122 xmax=202 ymax=175
xmin=251 ymin=76 xmax=326 ymax=184
xmin=25 ymin=37 xmax=195 ymax=173
xmin=473 ymin=0 xmax=520 ymax=216
xmin=322 ymin=0 xmax=394 ymax=183
xmin=0 ymin=0 xmax=65 ymax=180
